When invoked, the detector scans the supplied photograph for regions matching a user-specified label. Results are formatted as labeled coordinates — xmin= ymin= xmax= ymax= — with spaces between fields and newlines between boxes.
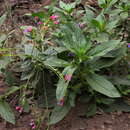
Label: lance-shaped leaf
xmin=44 ymin=57 xmax=70 ymax=68
xmin=98 ymin=0 xmax=106 ymax=8
xmin=60 ymin=22 xmax=91 ymax=56
xmin=86 ymin=73 xmax=121 ymax=97
xmin=0 ymin=13 xmax=7 ymax=26
xmin=0 ymin=101 xmax=15 ymax=124
xmin=56 ymin=66 xmax=77 ymax=100
xmin=90 ymin=47 xmax=126 ymax=70
xmin=87 ymin=40 xmax=121 ymax=58
xmin=49 ymin=102 xmax=71 ymax=124
xmin=0 ymin=34 xmax=7 ymax=45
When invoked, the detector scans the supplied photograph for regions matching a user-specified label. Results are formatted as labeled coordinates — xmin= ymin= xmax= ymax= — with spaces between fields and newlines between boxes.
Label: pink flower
xmin=15 ymin=106 xmax=20 ymax=110
xmin=37 ymin=21 xmax=43 ymax=25
xmin=57 ymin=98 xmax=64 ymax=106
xmin=128 ymin=43 xmax=130 ymax=48
xmin=27 ymin=26 xmax=33 ymax=32
xmin=54 ymin=20 xmax=60 ymax=25
xmin=64 ymin=74 xmax=72 ymax=81
xmin=50 ymin=15 xmax=59 ymax=21
xmin=32 ymin=125 xmax=36 ymax=129
xmin=23 ymin=26 xmax=33 ymax=33
xmin=15 ymin=106 xmax=23 ymax=113
xmin=29 ymin=119 xmax=36 ymax=129
xmin=78 ymin=23 xmax=84 ymax=28
xmin=23 ymin=29 xmax=28 ymax=33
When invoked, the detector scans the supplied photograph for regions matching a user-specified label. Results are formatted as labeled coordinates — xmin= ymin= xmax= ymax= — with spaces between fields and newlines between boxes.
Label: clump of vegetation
xmin=0 ymin=0 xmax=130 ymax=129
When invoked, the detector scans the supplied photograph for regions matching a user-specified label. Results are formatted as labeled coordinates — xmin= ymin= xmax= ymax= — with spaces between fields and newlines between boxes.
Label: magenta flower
xmin=128 ymin=43 xmax=130 ymax=48
xmin=50 ymin=15 xmax=59 ymax=21
xmin=15 ymin=106 xmax=23 ymax=113
xmin=64 ymin=74 xmax=72 ymax=81
xmin=57 ymin=98 xmax=64 ymax=106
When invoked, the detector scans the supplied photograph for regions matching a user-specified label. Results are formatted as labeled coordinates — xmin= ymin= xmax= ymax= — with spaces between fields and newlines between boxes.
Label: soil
xmin=0 ymin=0 xmax=130 ymax=130
xmin=51 ymin=105 xmax=130 ymax=130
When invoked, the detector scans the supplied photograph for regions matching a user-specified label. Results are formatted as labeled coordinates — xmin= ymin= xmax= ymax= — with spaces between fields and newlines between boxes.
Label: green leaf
xmin=0 ymin=101 xmax=15 ymax=124
xmin=109 ymin=0 xmax=118 ymax=7
xmin=60 ymin=22 xmax=90 ymax=56
xmin=56 ymin=66 xmax=76 ymax=100
xmin=86 ymin=74 xmax=121 ymax=97
xmin=44 ymin=57 xmax=70 ymax=67
xmin=90 ymin=47 xmax=126 ymax=70
xmin=68 ymin=92 xmax=76 ymax=107
xmin=120 ymin=12 xmax=128 ymax=20
xmin=86 ymin=103 xmax=97 ymax=117
xmin=6 ymin=86 xmax=19 ymax=96
xmin=59 ymin=1 xmax=76 ymax=13
xmin=0 ymin=56 xmax=12 ymax=72
xmin=62 ymin=66 xmax=77 ymax=76
xmin=84 ymin=7 xmax=95 ymax=24
xmin=49 ymin=102 xmax=71 ymax=124
xmin=108 ymin=76 xmax=130 ymax=86
xmin=88 ymin=40 xmax=121 ymax=58
xmin=0 ymin=13 xmax=7 ymax=26
xmin=32 ymin=11 xmax=46 ymax=19
xmin=56 ymin=79 xmax=68 ymax=101
xmin=59 ymin=1 xmax=67 ymax=9
xmin=43 ymin=47 xmax=67 ymax=55
xmin=94 ymin=33 xmax=109 ymax=42
xmin=4 ymin=70 xmax=17 ymax=86
xmin=20 ymin=98 xmax=30 ymax=113
xmin=24 ymin=44 xmax=40 ymax=57
xmin=0 ymin=34 xmax=7 ymax=45
xmin=106 ymin=20 xmax=118 ymax=31
xmin=102 ymin=99 xmax=130 ymax=113
xmin=97 ymin=97 xmax=115 ymax=105
xmin=92 ymin=14 xmax=106 ymax=31
xmin=98 ymin=0 xmax=106 ymax=8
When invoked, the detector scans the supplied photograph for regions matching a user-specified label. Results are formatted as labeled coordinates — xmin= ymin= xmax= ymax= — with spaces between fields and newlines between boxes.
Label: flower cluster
xmin=23 ymin=26 xmax=33 ymax=33
xmin=50 ymin=15 xmax=59 ymax=24
xmin=34 ymin=16 xmax=43 ymax=25
xmin=29 ymin=119 xmax=36 ymax=129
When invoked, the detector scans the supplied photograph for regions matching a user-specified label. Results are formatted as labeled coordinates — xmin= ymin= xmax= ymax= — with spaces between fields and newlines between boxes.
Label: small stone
xmin=128 ymin=115 xmax=130 ymax=119
xmin=104 ymin=120 xmax=113 ymax=125
xmin=79 ymin=128 xmax=85 ymax=130
xmin=107 ymin=128 xmax=113 ymax=130
xmin=101 ymin=125 xmax=105 ymax=129
xmin=117 ymin=111 xmax=122 ymax=116
xmin=112 ymin=115 xmax=115 ymax=120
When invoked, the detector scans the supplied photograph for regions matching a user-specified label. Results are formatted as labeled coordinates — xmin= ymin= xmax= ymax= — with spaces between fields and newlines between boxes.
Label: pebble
xmin=104 ymin=120 xmax=113 ymax=125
